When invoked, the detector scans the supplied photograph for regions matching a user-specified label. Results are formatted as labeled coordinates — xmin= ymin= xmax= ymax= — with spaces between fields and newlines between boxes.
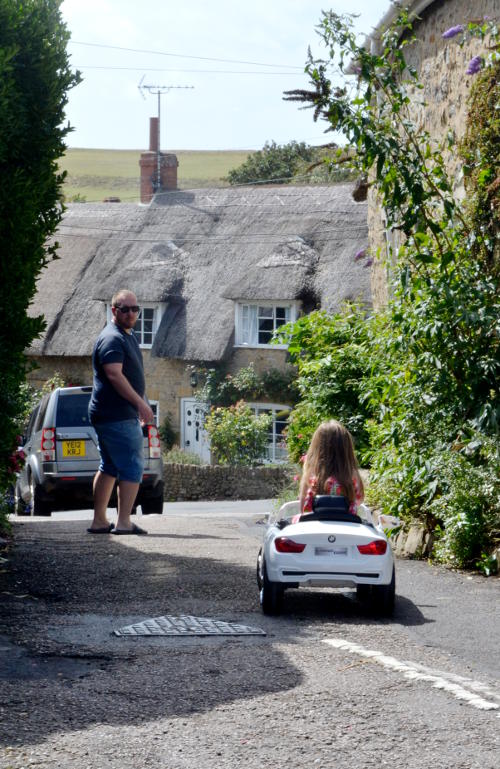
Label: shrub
xmin=163 ymin=446 xmax=203 ymax=465
xmin=430 ymin=440 xmax=500 ymax=569
xmin=277 ymin=306 xmax=375 ymax=463
xmin=204 ymin=401 xmax=271 ymax=466
xmin=159 ymin=413 xmax=178 ymax=450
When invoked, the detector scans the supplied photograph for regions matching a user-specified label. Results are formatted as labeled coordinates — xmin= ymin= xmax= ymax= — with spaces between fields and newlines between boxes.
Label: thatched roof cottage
xmin=29 ymin=183 xmax=369 ymax=461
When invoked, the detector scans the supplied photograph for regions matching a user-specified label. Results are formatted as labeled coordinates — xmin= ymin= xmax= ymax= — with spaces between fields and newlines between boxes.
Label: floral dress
xmin=293 ymin=474 xmax=363 ymax=522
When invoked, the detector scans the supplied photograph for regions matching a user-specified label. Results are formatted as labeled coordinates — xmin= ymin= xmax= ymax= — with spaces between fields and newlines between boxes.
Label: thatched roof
xmin=29 ymin=184 xmax=369 ymax=362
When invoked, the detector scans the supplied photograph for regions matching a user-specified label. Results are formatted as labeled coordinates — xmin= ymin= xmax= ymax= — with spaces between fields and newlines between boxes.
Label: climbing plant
xmin=282 ymin=12 xmax=499 ymax=569
xmin=194 ymin=363 xmax=299 ymax=408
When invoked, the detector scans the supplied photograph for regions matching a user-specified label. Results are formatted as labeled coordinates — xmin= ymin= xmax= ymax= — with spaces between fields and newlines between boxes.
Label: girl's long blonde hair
xmin=299 ymin=420 xmax=363 ymax=505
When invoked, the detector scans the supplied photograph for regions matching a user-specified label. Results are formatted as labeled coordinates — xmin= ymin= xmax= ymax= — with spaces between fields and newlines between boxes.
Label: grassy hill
xmin=60 ymin=148 xmax=253 ymax=203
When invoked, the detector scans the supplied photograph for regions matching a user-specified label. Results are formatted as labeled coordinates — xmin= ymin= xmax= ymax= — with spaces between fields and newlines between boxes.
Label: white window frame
xmin=106 ymin=302 xmax=165 ymax=349
xmin=234 ymin=301 xmax=298 ymax=348
xmin=149 ymin=400 xmax=160 ymax=427
xmin=248 ymin=402 xmax=291 ymax=463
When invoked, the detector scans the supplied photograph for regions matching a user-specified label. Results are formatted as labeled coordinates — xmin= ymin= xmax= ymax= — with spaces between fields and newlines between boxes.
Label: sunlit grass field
xmin=60 ymin=148 xmax=253 ymax=203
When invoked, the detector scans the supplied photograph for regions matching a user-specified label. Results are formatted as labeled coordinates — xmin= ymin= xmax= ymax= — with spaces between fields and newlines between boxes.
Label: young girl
xmin=297 ymin=420 xmax=364 ymax=518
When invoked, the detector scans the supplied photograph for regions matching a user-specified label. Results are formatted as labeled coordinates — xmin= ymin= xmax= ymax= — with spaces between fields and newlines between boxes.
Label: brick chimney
xmin=139 ymin=117 xmax=178 ymax=204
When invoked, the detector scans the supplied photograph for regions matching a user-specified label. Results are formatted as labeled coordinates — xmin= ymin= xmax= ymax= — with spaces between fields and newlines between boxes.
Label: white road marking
xmin=323 ymin=638 xmax=500 ymax=714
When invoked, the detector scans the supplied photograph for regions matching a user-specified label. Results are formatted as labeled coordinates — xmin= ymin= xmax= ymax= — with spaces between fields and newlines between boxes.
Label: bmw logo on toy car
xmin=328 ymin=535 xmax=336 ymax=543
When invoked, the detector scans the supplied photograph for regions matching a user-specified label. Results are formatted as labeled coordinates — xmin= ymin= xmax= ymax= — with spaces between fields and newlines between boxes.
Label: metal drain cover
xmin=113 ymin=615 xmax=266 ymax=637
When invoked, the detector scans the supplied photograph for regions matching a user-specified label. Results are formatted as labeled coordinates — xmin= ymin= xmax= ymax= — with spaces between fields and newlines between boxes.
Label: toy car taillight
xmin=41 ymin=428 xmax=55 ymax=461
xmin=274 ymin=537 xmax=306 ymax=553
xmin=147 ymin=425 xmax=161 ymax=459
xmin=357 ymin=540 xmax=387 ymax=555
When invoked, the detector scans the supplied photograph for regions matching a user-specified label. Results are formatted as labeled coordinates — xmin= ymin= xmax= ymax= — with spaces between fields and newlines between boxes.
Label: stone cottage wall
xmin=28 ymin=356 xmax=93 ymax=389
xmin=227 ymin=347 xmax=289 ymax=376
xmin=143 ymin=352 xmax=192 ymax=434
xmin=28 ymin=345 xmax=294 ymax=438
xmin=369 ymin=0 xmax=497 ymax=308
xmin=163 ymin=463 xmax=294 ymax=501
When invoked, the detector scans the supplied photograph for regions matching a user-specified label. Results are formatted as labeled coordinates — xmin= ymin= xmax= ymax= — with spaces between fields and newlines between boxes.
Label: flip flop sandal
xmin=112 ymin=523 xmax=148 ymax=535
xmin=87 ymin=523 xmax=115 ymax=534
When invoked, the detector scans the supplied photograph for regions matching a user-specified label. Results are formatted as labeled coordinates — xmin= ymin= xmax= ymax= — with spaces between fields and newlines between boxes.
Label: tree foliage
xmin=225 ymin=139 xmax=354 ymax=185
xmin=283 ymin=12 xmax=499 ymax=569
xmin=0 ymin=0 xmax=80 ymax=530
xmin=275 ymin=307 xmax=375 ymax=463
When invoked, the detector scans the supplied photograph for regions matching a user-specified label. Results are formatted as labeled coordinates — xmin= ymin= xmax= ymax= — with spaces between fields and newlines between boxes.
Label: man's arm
xmin=103 ymin=362 xmax=155 ymax=425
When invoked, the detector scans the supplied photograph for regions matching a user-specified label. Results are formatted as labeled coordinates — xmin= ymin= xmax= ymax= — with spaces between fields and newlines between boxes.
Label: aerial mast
xmin=138 ymin=78 xmax=194 ymax=192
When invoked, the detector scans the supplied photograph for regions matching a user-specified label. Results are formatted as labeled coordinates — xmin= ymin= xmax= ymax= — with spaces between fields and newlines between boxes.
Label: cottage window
xmin=248 ymin=403 xmax=291 ymax=463
xmin=107 ymin=303 xmax=163 ymax=349
xmin=235 ymin=302 xmax=297 ymax=347
xmin=149 ymin=400 xmax=159 ymax=427
xmin=133 ymin=306 xmax=159 ymax=348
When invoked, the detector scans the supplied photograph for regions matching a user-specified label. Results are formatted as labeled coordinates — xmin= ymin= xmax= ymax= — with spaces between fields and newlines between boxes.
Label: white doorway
xmin=181 ymin=398 xmax=211 ymax=463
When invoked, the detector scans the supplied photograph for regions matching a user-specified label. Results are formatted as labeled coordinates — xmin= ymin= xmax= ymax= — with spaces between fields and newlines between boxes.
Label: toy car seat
xmin=305 ymin=494 xmax=362 ymax=523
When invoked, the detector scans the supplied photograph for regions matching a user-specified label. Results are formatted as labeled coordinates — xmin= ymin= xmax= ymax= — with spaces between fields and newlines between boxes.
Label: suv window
xmin=34 ymin=394 xmax=50 ymax=432
xmin=24 ymin=406 xmax=39 ymax=441
xmin=56 ymin=393 xmax=92 ymax=427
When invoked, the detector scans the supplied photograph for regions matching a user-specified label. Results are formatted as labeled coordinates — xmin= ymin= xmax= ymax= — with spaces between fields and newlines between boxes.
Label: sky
xmin=61 ymin=0 xmax=393 ymax=151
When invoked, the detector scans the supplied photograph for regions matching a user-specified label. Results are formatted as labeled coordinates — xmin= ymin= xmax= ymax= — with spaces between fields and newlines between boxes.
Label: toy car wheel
xmin=356 ymin=584 xmax=371 ymax=601
xmin=371 ymin=568 xmax=396 ymax=617
xmin=259 ymin=555 xmax=284 ymax=616
xmin=256 ymin=548 xmax=264 ymax=590
xmin=30 ymin=477 xmax=52 ymax=517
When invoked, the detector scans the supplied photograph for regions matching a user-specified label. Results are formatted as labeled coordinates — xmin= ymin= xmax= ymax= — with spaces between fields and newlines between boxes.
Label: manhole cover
xmin=113 ymin=615 xmax=266 ymax=637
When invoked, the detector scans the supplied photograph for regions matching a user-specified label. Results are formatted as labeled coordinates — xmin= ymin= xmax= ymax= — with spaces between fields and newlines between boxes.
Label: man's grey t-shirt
xmin=89 ymin=322 xmax=145 ymax=424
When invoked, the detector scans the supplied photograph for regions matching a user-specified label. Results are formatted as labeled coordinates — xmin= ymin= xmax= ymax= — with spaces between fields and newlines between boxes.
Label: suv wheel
xmin=30 ymin=477 xmax=52 ymax=517
xmin=141 ymin=495 xmax=164 ymax=515
xmin=14 ymin=481 xmax=29 ymax=515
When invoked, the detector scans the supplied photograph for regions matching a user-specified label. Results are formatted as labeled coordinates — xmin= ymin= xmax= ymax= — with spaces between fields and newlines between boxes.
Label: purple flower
xmin=442 ymin=24 xmax=465 ymax=39
xmin=363 ymin=258 xmax=374 ymax=268
xmin=466 ymin=56 xmax=483 ymax=75
xmin=354 ymin=248 xmax=367 ymax=261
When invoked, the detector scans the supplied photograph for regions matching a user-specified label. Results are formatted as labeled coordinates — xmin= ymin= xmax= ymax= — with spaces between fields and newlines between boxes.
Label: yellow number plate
xmin=62 ymin=440 xmax=85 ymax=457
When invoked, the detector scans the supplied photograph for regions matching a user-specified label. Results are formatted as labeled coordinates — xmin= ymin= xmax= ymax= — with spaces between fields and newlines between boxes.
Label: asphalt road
xmin=1 ymin=502 xmax=499 ymax=769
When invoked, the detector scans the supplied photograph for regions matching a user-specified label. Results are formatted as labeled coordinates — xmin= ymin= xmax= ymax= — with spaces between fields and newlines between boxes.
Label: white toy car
xmin=257 ymin=496 xmax=396 ymax=616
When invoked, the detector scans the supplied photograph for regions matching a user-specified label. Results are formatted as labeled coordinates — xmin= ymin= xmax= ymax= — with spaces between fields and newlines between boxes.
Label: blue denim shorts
xmin=94 ymin=419 xmax=144 ymax=483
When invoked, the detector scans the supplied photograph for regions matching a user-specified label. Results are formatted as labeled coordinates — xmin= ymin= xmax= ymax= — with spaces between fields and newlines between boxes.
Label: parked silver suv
xmin=15 ymin=386 xmax=164 ymax=516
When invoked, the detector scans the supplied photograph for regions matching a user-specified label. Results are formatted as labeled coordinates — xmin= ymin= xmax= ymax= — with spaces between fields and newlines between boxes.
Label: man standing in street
xmin=88 ymin=289 xmax=154 ymax=535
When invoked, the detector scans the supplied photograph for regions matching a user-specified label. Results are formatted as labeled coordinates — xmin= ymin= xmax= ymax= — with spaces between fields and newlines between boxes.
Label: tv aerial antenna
xmin=138 ymin=76 xmax=194 ymax=190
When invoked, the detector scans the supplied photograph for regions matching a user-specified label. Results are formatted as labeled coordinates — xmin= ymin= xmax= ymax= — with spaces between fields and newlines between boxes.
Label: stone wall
xmin=369 ymin=0 xmax=497 ymax=308
xmin=163 ymin=463 xmax=294 ymax=501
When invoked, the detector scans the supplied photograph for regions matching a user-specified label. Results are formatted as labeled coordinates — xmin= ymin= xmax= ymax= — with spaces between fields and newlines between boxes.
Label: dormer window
xmin=133 ymin=306 xmax=158 ymax=348
xmin=106 ymin=303 xmax=164 ymax=349
xmin=235 ymin=302 xmax=298 ymax=348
